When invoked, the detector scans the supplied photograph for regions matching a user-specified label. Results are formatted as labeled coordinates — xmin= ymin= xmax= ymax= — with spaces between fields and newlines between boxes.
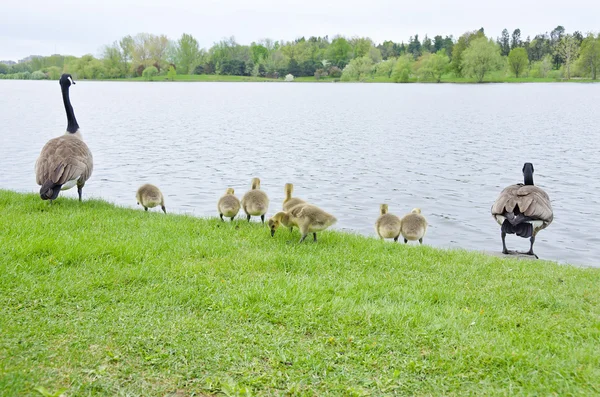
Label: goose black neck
xmin=61 ymin=83 xmax=79 ymax=133
xmin=523 ymin=170 xmax=534 ymax=185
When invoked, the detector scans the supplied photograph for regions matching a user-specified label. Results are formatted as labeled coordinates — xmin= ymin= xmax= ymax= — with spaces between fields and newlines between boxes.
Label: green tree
xmin=461 ymin=37 xmax=503 ymax=82
xmin=451 ymin=30 xmax=486 ymax=76
xmin=175 ymin=33 xmax=202 ymax=75
xmin=508 ymin=47 xmax=528 ymax=78
xmin=559 ymin=34 xmax=580 ymax=79
xmin=142 ymin=66 xmax=158 ymax=81
xmin=327 ymin=37 xmax=352 ymax=68
xmin=391 ymin=54 xmax=414 ymax=83
xmin=511 ymin=29 xmax=522 ymax=49
xmin=417 ymin=50 xmax=450 ymax=82
xmin=0 ymin=64 xmax=8 ymax=74
xmin=167 ymin=65 xmax=176 ymax=81
xmin=340 ymin=56 xmax=373 ymax=81
xmin=350 ymin=37 xmax=373 ymax=58
xmin=498 ymin=28 xmax=510 ymax=56
xmin=577 ymin=34 xmax=600 ymax=79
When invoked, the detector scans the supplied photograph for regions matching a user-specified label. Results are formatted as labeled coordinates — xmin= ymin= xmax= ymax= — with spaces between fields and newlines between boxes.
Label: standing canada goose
xmin=241 ymin=177 xmax=269 ymax=223
xmin=282 ymin=183 xmax=306 ymax=211
xmin=136 ymin=184 xmax=166 ymax=213
xmin=375 ymin=204 xmax=402 ymax=242
xmin=35 ymin=74 xmax=93 ymax=202
xmin=400 ymin=208 xmax=428 ymax=244
xmin=268 ymin=204 xmax=337 ymax=243
xmin=218 ymin=187 xmax=240 ymax=221
xmin=491 ymin=162 xmax=553 ymax=258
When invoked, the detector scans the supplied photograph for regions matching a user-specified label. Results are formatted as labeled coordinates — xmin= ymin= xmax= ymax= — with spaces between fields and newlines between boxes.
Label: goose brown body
xmin=269 ymin=204 xmax=337 ymax=243
xmin=400 ymin=208 xmax=428 ymax=244
xmin=218 ymin=188 xmax=241 ymax=221
xmin=491 ymin=162 xmax=553 ymax=258
xmin=375 ymin=204 xmax=402 ymax=241
xmin=241 ymin=178 xmax=269 ymax=222
xmin=282 ymin=183 xmax=306 ymax=211
xmin=136 ymin=184 xmax=166 ymax=213
xmin=35 ymin=74 xmax=93 ymax=201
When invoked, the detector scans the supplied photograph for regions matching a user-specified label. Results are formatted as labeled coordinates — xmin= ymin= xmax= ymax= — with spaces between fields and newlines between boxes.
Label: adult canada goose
xmin=375 ymin=204 xmax=402 ymax=242
xmin=218 ymin=187 xmax=240 ymax=221
xmin=268 ymin=204 xmax=337 ymax=243
xmin=241 ymin=177 xmax=269 ymax=223
xmin=136 ymin=184 xmax=166 ymax=213
xmin=282 ymin=183 xmax=306 ymax=211
xmin=35 ymin=74 xmax=93 ymax=202
xmin=491 ymin=162 xmax=553 ymax=258
xmin=400 ymin=208 xmax=428 ymax=244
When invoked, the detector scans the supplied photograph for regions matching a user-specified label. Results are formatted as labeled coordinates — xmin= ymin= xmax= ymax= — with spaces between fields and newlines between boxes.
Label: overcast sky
xmin=1 ymin=0 xmax=598 ymax=61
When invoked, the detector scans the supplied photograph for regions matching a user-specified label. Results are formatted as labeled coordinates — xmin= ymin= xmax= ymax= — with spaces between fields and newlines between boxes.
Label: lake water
xmin=1 ymin=80 xmax=599 ymax=267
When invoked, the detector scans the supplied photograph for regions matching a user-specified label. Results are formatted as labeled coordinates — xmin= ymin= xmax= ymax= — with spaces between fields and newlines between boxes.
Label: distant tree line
xmin=1 ymin=26 xmax=599 ymax=82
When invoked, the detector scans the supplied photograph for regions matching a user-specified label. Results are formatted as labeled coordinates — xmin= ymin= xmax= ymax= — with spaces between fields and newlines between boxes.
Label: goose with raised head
xmin=375 ymin=204 xmax=402 ymax=242
xmin=268 ymin=204 xmax=337 ymax=243
xmin=35 ymin=74 xmax=93 ymax=202
xmin=282 ymin=183 xmax=306 ymax=211
xmin=241 ymin=177 xmax=269 ymax=223
xmin=136 ymin=184 xmax=166 ymax=213
xmin=491 ymin=162 xmax=553 ymax=258
xmin=218 ymin=187 xmax=240 ymax=221
xmin=400 ymin=208 xmax=428 ymax=244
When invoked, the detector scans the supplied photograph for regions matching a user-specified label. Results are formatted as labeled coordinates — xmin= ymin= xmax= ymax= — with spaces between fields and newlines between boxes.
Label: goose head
xmin=522 ymin=162 xmax=534 ymax=185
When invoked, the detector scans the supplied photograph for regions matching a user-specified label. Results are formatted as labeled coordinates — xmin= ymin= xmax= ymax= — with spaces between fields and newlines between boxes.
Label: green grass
xmin=1 ymin=189 xmax=600 ymax=396
xmin=111 ymin=74 xmax=279 ymax=82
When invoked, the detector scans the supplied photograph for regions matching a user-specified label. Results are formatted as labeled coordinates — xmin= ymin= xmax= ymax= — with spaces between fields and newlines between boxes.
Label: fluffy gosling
xmin=136 ymin=184 xmax=166 ymax=213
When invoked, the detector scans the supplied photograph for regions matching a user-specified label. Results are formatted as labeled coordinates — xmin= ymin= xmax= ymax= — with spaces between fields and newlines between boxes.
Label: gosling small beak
xmin=270 ymin=229 xmax=275 ymax=237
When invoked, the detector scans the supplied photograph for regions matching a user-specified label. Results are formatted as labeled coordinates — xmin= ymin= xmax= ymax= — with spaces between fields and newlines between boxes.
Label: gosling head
xmin=380 ymin=204 xmax=389 ymax=215
xmin=411 ymin=208 xmax=422 ymax=214
xmin=225 ymin=187 xmax=235 ymax=195
xmin=284 ymin=183 xmax=293 ymax=194
xmin=251 ymin=177 xmax=261 ymax=190
xmin=268 ymin=212 xmax=285 ymax=237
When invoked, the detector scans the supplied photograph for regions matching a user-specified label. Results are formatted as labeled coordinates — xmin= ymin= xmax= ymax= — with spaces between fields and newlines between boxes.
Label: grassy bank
xmin=1 ymin=190 xmax=599 ymax=396
xmin=105 ymin=73 xmax=598 ymax=84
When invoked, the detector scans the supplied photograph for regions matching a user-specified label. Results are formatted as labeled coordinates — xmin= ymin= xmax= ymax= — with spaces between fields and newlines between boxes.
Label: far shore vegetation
xmin=1 ymin=26 xmax=599 ymax=84
xmin=2 ymin=189 xmax=600 ymax=395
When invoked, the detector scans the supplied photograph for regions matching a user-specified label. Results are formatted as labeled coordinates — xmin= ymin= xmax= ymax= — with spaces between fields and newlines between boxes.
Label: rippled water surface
xmin=1 ymin=80 xmax=599 ymax=266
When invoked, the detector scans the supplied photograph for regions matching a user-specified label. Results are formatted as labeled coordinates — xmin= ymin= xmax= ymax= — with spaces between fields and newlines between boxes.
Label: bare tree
xmin=559 ymin=34 xmax=580 ymax=79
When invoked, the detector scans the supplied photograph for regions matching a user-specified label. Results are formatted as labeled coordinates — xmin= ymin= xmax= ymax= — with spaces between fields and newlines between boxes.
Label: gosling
xmin=241 ymin=177 xmax=269 ymax=223
xmin=375 ymin=204 xmax=402 ymax=242
xmin=136 ymin=184 xmax=166 ymax=213
xmin=217 ymin=187 xmax=240 ymax=221
xmin=282 ymin=183 xmax=306 ymax=211
xmin=268 ymin=204 xmax=337 ymax=243
xmin=400 ymin=208 xmax=427 ymax=244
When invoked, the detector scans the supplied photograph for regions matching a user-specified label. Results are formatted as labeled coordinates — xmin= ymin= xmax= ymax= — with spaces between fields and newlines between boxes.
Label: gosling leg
xmin=261 ymin=214 xmax=265 ymax=224
xmin=161 ymin=206 xmax=166 ymax=214
xmin=77 ymin=186 xmax=83 ymax=202
xmin=313 ymin=233 xmax=317 ymax=242
xmin=247 ymin=214 xmax=251 ymax=222
xmin=220 ymin=213 xmax=224 ymax=222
